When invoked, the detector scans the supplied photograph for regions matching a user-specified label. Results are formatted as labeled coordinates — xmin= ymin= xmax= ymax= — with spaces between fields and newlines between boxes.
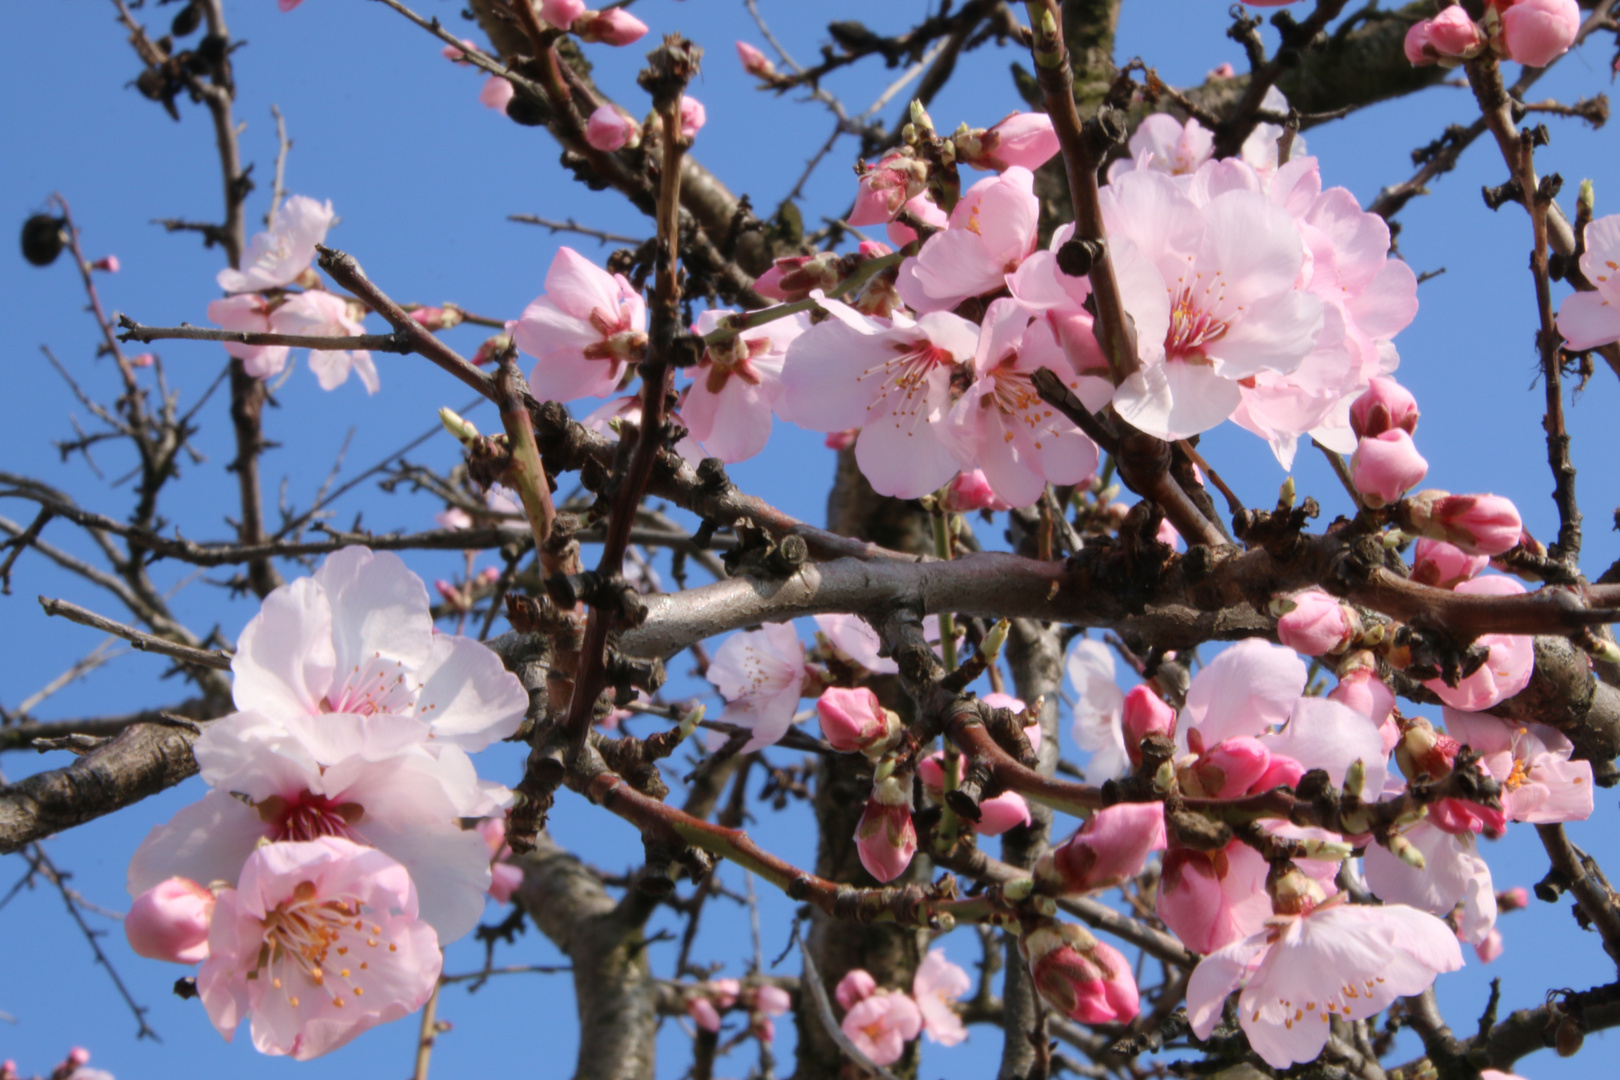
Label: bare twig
xmin=37 ymin=596 xmax=233 ymax=671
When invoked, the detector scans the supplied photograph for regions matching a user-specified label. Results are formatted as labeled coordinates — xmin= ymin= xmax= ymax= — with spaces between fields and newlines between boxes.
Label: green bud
xmin=1390 ymin=833 xmax=1427 ymax=870
xmin=439 ymin=407 xmax=479 ymax=446
xmin=1002 ymin=877 xmax=1036 ymax=902
xmin=1279 ymin=476 xmax=1296 ymax=509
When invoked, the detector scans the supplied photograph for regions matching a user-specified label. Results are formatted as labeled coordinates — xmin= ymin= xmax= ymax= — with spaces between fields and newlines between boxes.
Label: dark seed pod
xmin=171 ymin=2 xmax=203 ymax=37
xmin=21 ymin=214 xmax=66 ymax=266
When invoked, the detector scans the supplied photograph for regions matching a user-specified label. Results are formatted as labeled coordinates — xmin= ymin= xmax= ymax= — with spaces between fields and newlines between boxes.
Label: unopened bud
xmin=1578 ymin=179 xmax=1594 ymax=216
xmin=1389 ymin=833 xmax=1427 ymax=870
xmin=440 ymin=407 xmax=480 ymax=446
xmin=1002 ymin=877 xmax=1036 ymax=902
xmin=1344 ymin=759 xmax=1366 ymax=800
xmin=677 ymin=705 xmax=704 ymax=741
xmin=909 ymin=99 xmax=935 ymax=134
xmin=1279 ymin=476 xmax=1296 ymax=509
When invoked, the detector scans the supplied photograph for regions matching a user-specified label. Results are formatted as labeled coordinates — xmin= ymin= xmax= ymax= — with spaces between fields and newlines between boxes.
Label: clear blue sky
xmin=3 ymin=2 xmax=1617 ymax=1077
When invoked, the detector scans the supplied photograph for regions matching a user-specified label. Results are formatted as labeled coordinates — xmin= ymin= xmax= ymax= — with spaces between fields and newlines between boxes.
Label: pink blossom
xmin=511 ymin=246 xmax=647 ymax=401
xmin=946 ymin=299 xmax=1102 ymax=507
xmin=1208 ymin=62 xmax=1236 ymax=79
xmin=270 ymin=290 xmax=379 ymax=394
xmin=912 ymin=949 xmax=969 ymax=1045
xmin=129 ymin=351 xmax=155 ymax=367
xmin=706 ymin=623 xmax=808 ymax=752
xmin=1351 ymin=429 xmax=1428 ymax=508
xmin=479 ymin=76 xmax=515 ymax=112
xmin=126 ymin=877 xmax=215 ymax=964
xmin=127 ymin=711 xmax=499 ymax=941
xmin=585 ymin=105 xmax=639 ymax=151
xmin=224 ymin=546 xmax=527 ymax=754
xmin=1067 ymin=639 xmax=1128 ymax=779
xmin=539 ymin=0 xmax=585 ymax=30
xmin=577 ymin=9 xmax=647 ymax=46
xmin=1444 ymin=708 xmax=1594 ymax=822
xmin=896 ymin=168 xmax=1040 ymax=314
xmin=1100 ymin=166 xmax=1324 ymax=440
xmin=1428 ymin=7 xmax=1486 ymax=58
xmin=1474 ymin=927 xmax=1505 ymax=963
xmin=1177 ymin=639 xmax=1307 ymax=754
xmin=1364 ymin=815 xmax=1497 ymax=946
xmin=217 ymin=195 xmax=335 ymax=294
xmin=840 ymin=990 xmax=922 ymax=1065
xmin=940 ymin=469 xmax=1011 ymax=512
xmin=475 ymin=818 xmax=522 ymax=904
xmin=679 ymin=97 xmax=706 ymax=141
xmin=777 ymin=299 xmax=977 ymax=499
xmin=1114 ymin=113 xmax=1213 ymax=178
xmin=1411 ymin=538 xmax=1488 ymax=589
xmin=886 ymin=192 xmax=949 ymax=248
xmin=197 ymin=838 xmax=442 ymax=1060
xmin=1349 ymin=376 xmax=1419 ymax=439
xmin=1188 ymin=898 xmax=1461 ymax=1068
xmin=1183 ymin=736 xmax=1274 ymax=798
xmin=736 ymin=41 xmax=777 ymax=79
xmin=813 ymin=613 xmax=899 ymax=675
xmin=953 ymin=112 xmax=1060 ymax=173
xmin=1158 ymin=839 xmax=1275 ymax=954
xmin=1327 ymin=666 xmax=1397 ymax=751
xmin=683 ymin=308 xmax=808 ymax=463
xmin=848 ymin=150 xmax=928 ymax=227
xmin=1275 ymin=589 xmax=1356 ymax=656
xmin=835 ymin=968 xmax=877 ymax=1010
xmin=1558 ymin=213 xmax=1620 ymax=350
xmin=687 ymin=996 xmax=722 ymax=1033
xmin=1121 ymin=685 xmax=1175 ymax=769
xmin=1403 ymin=491 xmax=1524 ymax=556
xmin=207 ymin=294 xmax=289 ymax=380
xmin=1423 ymin=576 xmax=1534 ymax=711
xmin=1258 ymin=696 xmax=1390 ymax=796
xmin=436 ymin=507 xmax=473 ymax=531
xmin=970 ymin=791 xmax=1034 ymax=835
xmin=579 ymin=394 xmax=701 ymax=460
xmin=1036 ymin=802 xmax=1167 ymax=895
xmin=816 ymin=686 xmax=901 ymax=756
xmin=855 ymin=774 xmax=916 ymax=882
xmin=752 ymin=983 xmax=792 ymax=1015
xmin=753 ymin=251 xmax=845 ymax=301
xmin=1020 ymin=922 xmax=1139 ymax=1024
xmin=1499 ymin=0 xmax=1580 ymax=67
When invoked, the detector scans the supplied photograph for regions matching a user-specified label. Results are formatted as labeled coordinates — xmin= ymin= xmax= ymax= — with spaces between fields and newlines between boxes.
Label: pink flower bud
xmin=90 ymin=255 xmax=119 ymax=273
xmin=471 ymin=333 xmax=511 ymax=366
xmin=1473 ymin=926 xmax=1504 ymax=963
xmin=753 ymin=984 xmax=792 ymax=1015
xmin=1500 ymin=0 xmax=1580 ymax=68
xmin=835 ymin=968 xmax=877 ymax=1010
xmin=126 ymin=877 xmax=214 ymax=964
xmin=489 ymin=862 xmax=523 ymax=904
xmin=1403 ymin=491 xmax=1524 ymax=556
xmin=578 ymin=9 xmax=648 ymax=47
xmin=981 ymin=692 xmax=1041 ymax=753
xmin=67 ymin=1049 xmax=91 ymax=1068
xmin=1120 ymin=685 xmax=1175 ymax=769
xmin=855 ymin=775 xmax=916 ymax=883
xmin=1352 ymin=429 xmax=1429 ymax=508
xmin=1499 ymin=886 xmax=1531 ymax=912
xmin=435 ymin=579 xmax=469 ymax=612
xmin=539 ymin=0 xmax=586 ymax=30
xmin=1207 ymin=62 xmax=1236 ymax=79
xmin=1249 ymin=753 xmax=1305 ymax=793
xmin=710 ymin=978 xmax=741 ymax=1008
xmin=849 ymin=151 xmax=926 ymax=227
xmin=1411 ymin=537 xmax=1489 ymax=589
xmin=824 ymin=429 xmax=858 ymax=451
xmin=1020 ymin=922 xmax=1139 ymax=1024
xmin=1350 ymin=376 xmax=1420 ymax=439
xmin=586 ymin=105 xmax=640 ymax=152
xmin=954 ymin=112 xmax=1060 ymax=172
xmin=409 ymin=305 xmax=465 ymax=331
xmin=1404 ymin=19 xmax=1436 ymax=65
xmin=480 ymin=75 xmax=516 ymax=112
xmin=940 ymin=469 xmax=1011 ymax=512
xmin=972 ymin=791 xmax=1033 ymax=835
xmin=679 ymin=97 xmax=707 ymax=141
xmin=688 ymin=996 xmax=722 ymax=1033
xmin=442 ymin=38 xmax=478 ymax=63
xmin=1185 ymin=736 xmax=1272 ymax=799
xmin=1427 ymin=6 xmax=1485 ymax=57
xmin=1275 ymin=588 xmax=1357 ymax=656
xmin=1036 ymin=802 xmax=1166 ymax=895
xmin=1155 ymin=517 xmax=1183 ymax=549
xmin=753 ymin=251 xmax=844 ymax=301
xmin=1328 ymin=665 xmax=1397 ymax=753
xmin=816 ymin=686 xmax=901 ymax=756
xmin=129 ymin=352 xmax=155 ymax=368
xmin=736 ymin=40 xmax=776 ymax=79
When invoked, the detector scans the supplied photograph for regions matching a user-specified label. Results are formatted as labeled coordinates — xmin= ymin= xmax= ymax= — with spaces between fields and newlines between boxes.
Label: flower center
xmin=256 ymin=882 xmax=385 ymax=1014
xmin=1504 ymin=756 xmax=1530 ymax=792
xmin=320 ymin=656 xmax=417 ymax=717
xmin=258 ymin=792 xmax=364 ymax=843
xmin=1164 ymin=285 xmax=1229 ymax=362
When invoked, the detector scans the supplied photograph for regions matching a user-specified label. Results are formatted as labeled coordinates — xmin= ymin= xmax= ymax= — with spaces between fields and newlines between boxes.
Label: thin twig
xmin=507 ymin=214 xmax=642 ymax=245
xmin=37 ymin=596 xmax=233 ymax=670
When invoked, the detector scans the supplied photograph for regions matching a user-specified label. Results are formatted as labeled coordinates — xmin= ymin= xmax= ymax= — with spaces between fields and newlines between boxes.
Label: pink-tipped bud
xmin=1404 ymin=19 xmax=1437 ymax=65
xmin=1473 ymin=926 xmax=1504 ymax=964
xmin=126 ymin=877 xmax=214 ymax=964
xmin=586 ymin=105 xmax=640 ymax=152
xmin=1207 ymin=62 xmax=1236 ymax=79
xmin=1019 ymin=921 xmax=1139 ymax=1024
xmin=940 ymin=469 xmax=1010 ymax=512
xmin=1184 ymin=736 xmax=1272 ymax=799
xmin=710 ymin=978 xmax=741 ymax=1009
xmin=410 ymin=305 xmax=464 ymax=331
xmin=849 ymin=151 xmax=928 ymax=227
xmin=688 ymin=996 xmax=722 ymax=1033
xmin=854 ymin=774 xmax=916 ymax=883
xmin=471 ymin=333 xmax=512 ymax=366
xmin=1396 ymin=717 xmax=1460 ymax=781
xmin=753 ymin=251 xmax=845 ymax=301
xmin=1249 ymin=753 xmax=1305 ymax=794
xmin=479 ymin=565 xmax=502 ymax=585
xmin=679 ymin=97 xmax=707 ymax=141
xmin=539 ymin=0 xmax=586 ymax=30
xmin=1349 ymin=376 xmax=1420 ymax=440
xmin=1427 ymin=6 xmax=1485 ymax=57
xmin=0 ymin=1061 xmax=14 ymax=1080
xmin=1499 ymin=886 xmax=1531 ymax=912
xmin=816 ymin=686 xmax=902 ymax=756
xmin=1402 ymin=491 xmax=1524 ymax=556
xmin=129 ymin=352 xmax=155 ymax=368
xmin=435 ymin=579 xmax=470 ymax=612
xmin=1352 ymin=429 xmax=1429 ymax=509
xmin=90 ymin=255 xmax=120 ymax=273
xmin=1035 ymin=802 xmax=1166 ymax=895
xmin=753 ymin=984 xmax=792 ymax=1015
xmin=1411 ymin=537 xmax=1488 ymax=589
xmin=953 ymin=112 xmax=1060 ymax=173
xmin=67 ymin=1049 xmax=91 ymax=1068
xmin=489 ymin=862 xmax=523 ymax=904
xmin=824 ymin=429 xmax=858 ymax=451
xmin=973 ymin=791 xmax=1034 ymax=836
xmin=835 ymin=968 xmax=877 ymax=1010
xmin=1121 ymin=686 xmax=1175 ymax=769
xmin=1274 ymin=588 xmax=1358 ymax=656
xmin=442 ymin=38 xmax=479 ymax=63
xmin=578 ymin=8 xmax=648 ymax=46
xmin=736 ymin=40 xmax=777 ymax=79
xmin=1500 ymin=0 xmax=1580 ymax=68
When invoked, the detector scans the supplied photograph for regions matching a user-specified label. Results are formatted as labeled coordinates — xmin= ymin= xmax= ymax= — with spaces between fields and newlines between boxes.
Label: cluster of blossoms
xmin=0 ymin=1049 xmax=112 ymax=1080
xmin=683 ymin=979 xmax=792 ymax=1044
xmin=1404 ymin=0 xmax=1581 ymax=69
xmin=122 ymin=548 xmax=527 ymax=1059
xmin=834 ymin=950 xmax=970 ymax=1066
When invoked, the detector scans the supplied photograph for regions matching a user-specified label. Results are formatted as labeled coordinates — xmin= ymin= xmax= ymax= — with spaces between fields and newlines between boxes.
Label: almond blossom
xmin=197 ymin=838 xmax=442 ymax=1060
xmin=777 ymin=298 xmax=978 ymax=499
xmin=912 ymin=949 xmax=969 ymax=1045
xmin=706 ymin=622 xmax=808 ymax=752
xmin=813 ymin=613 xmax=899 ymax=675
xmin=1423 ymin=576 xmax=1534 ymax=711
xmin=511 ymin=247 xmax=647 ymax=401
xmin=840 ymin=987 xmax=922 ymax=1066
xmin=269 ymin=290 xmax=379 ymax=394
xmin=217 ymin=196 xmax=335 ymax=294
xmin=1557 ymin=212 xmax=1620 ymax=350
xmin=1444 ymin=708 xmax=1594 ymax=823
xmin=952 ymin=112 xmax=1059 ymax=173
xmin=1363 ymin=812 xmax=1498 ymax=949
xmin=683 ymin=308 xmax=809 ymax=463
xmin=895 ymin=167 xmax=1041 ymax=314
xmin=207 ymin=294 xmax=289 ymax=380
xmin=1187 ymin=898 xmax=1462 ymax=1069
xmin=1066 ymin=638 xmax=1128 ymax=780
